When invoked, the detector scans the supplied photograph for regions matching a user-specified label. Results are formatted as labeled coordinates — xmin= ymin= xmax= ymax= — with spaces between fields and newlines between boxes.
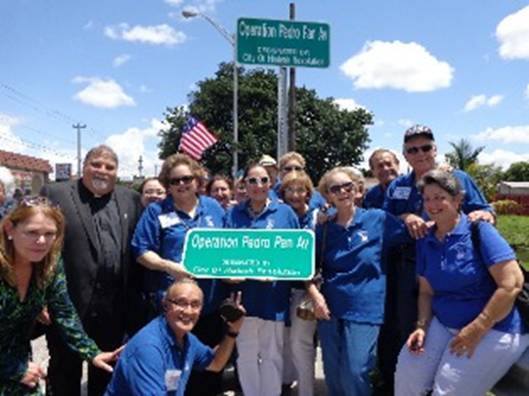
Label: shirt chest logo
xmin=165 ymin=369 xmax=182 ymax=391
xmin=265 ymin=218 xmax=275 ymax=229
xmin=393 ymin=186 xmax=411 ymax=200
xmin=204 ymin=215 xmax=214 ymax=227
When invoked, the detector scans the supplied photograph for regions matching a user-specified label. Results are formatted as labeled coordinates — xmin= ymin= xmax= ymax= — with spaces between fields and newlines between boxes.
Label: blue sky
xmin=2 ymin=0 xmax=529 ymax=179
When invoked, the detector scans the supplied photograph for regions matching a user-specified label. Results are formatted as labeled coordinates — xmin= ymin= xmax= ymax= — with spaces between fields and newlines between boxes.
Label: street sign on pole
xmin=182 ymin=229 xmax=315 ymax=280
xmin=237 ymin=17 xmax=330 ymax=68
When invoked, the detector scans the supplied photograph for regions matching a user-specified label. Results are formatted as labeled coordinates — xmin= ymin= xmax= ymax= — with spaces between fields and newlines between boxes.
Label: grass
xmin=497 ymin=215 xmax=529 ymax=268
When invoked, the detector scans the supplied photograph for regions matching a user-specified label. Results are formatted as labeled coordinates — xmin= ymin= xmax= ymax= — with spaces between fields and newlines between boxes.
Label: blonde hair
xmin=279 ymin=171 xmax=314 ymax=201
xmin=159 ymin=153 xmax=204 ymax=189
xmin=279 ymin=151 xmax=306 ymax=170
xmin=0 ymin=198 xmax=65 ymax=289
xmin=317 ymin=167 xmax=362 ymax=201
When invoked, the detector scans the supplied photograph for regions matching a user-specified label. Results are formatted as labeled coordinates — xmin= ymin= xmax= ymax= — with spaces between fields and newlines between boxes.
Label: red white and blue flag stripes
xmin=178 ymin=116 xmax=218 ymax=160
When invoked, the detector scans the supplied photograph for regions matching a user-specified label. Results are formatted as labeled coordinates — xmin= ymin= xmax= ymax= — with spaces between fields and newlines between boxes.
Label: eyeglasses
xmin=285 ymin=187 xmax=307 ymax=195
xmin=166 ymin=298 xmax=202 ymax=311
xmin=21 ymin=230 xmax=57 ymax=242
xmin=405 ymin=144 xmax=434 ymax=155
xmin=247 ymin=176 xmax=269 ymax=186
xmin=169 ymin=175 xmax=195 ymax=186
xmin=283 ymin=166 xmax=304 ymax=172
xmin=328 ymin=181 xmax=355 ymax=195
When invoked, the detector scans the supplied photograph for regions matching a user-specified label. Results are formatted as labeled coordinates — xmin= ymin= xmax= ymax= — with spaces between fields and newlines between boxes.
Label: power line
xmin=0 ymin=82 xmax=107 ymax=141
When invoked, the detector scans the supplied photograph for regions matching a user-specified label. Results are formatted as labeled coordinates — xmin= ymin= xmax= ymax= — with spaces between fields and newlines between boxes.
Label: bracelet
xmin=226 ymin=331 xmax=239 ymax=338
xmin=416 ymin=319 xmax=429 ymax=329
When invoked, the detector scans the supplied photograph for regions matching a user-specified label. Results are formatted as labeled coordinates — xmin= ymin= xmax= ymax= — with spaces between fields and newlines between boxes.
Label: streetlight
xmin=182 ymin=10 xmax=239 ymax=179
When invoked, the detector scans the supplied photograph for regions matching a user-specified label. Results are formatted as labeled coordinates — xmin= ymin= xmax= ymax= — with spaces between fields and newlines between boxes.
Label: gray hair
xmin=83 ymin=145 xmax=119 ymax=167
xmin=417 ymin=169 xmax=463 ymax=197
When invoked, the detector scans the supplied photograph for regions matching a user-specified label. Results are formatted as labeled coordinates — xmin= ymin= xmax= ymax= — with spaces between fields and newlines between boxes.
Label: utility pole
xmin=72 ymin=123 xmax=86 ymax=177
xmin=288 ymin=2 xmax=297 ymax=151
xmin=154 ymin=164 xmax=158 ymax=177
xmin=138 ymin=156 xmax=144 ymax=178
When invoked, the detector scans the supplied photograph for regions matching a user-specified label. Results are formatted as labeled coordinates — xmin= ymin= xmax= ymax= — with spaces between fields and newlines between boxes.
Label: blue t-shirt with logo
xmin=105 ymin=316 xmax=214 ymax=396
xmin=132 ymin=195 xmax=226 ymax=314
xmin=226 ymin=199 xmax=299 ymax=321
xmin=316 ymin=208 xmax=410 ymax=324
xmin=416 ymin=215 xmax=524 ymax=333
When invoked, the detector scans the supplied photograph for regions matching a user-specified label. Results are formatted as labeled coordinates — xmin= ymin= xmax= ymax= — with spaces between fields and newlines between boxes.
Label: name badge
xmin=393 ymin=186 xmax=411 ymax=200
xmin=165 ymin=369 xmax=181 ymax=391
xmin=158 ymin=212 xmax=181 ymax=229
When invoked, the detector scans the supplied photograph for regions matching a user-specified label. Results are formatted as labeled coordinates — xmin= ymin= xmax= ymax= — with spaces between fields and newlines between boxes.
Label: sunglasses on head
xmin=169 ymin=175 xmax=195 ymax=186
xmin=247 ymin=176 xmax=270 ymax=185
xmin=20 ymin=196 xmax=54 ymax=208
xmin=328 ymin=181 xmax=355 ymax=195
xmin=283 ymin=165 xmax=304 ymax=172
xmin=405 ymin=144 xmax=434 ymax=155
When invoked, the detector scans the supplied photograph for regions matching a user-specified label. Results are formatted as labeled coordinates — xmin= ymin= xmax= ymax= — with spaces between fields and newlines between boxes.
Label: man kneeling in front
xmin=105 ymin=279 xmax=244 ymax=395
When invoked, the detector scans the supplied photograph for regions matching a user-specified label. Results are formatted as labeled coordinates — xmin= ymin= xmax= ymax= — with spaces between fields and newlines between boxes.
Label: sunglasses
xmin=328 ymin=181 xmax=355 ymax=195
xmin=247 ymin=176 xmax=270 ymax=186
xmin=283 ymin=165 xmax=304 ymax=172
xmin=20 ymin=196 xmax=55 ymax=208
xmin=169 ymin=175 xmax=195 ymax=186
xmin=405 ymin=144 xmax=434 ymax=155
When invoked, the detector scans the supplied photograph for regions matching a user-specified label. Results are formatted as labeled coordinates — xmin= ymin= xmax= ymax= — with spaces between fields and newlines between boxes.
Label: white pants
xmin=283 ymin=289 xmax=317 ymax=396
xmin=395 ymin=317 xmax=529 ymax=396
xmin=236 ymin=317 xmax=284 ymax=396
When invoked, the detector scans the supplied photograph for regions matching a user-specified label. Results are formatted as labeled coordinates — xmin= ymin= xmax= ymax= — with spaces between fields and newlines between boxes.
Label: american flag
xmin=178 ymin=116 xmax=218 ymax=160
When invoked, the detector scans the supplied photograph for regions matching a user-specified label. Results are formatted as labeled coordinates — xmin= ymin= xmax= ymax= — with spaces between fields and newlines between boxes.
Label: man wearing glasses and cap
xmin=381 ymin=125 xmax=494 ymax=391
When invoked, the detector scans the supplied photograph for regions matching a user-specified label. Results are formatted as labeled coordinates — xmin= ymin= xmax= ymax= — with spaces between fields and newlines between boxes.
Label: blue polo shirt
xmin=363 ymin=184 xmax=386 ymax=210
xmin=416 ymin=215 xmax=524 ymax=333
xmin=226 ymin=199 xmax=300 ymax=321
xmin=132 ymin=195 xmax=226 ymax=314
xmin=317 ymin=208 xmax=410 ymax=324
xmin=105 ymin=316 xmax=214 ymax=396
xmin=384 ymin=169 xmax=492 ymax=217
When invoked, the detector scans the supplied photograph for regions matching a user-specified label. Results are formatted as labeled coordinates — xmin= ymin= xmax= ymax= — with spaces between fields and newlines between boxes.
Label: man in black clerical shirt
xmin=41 ymin=145 xmax=142 ymax=396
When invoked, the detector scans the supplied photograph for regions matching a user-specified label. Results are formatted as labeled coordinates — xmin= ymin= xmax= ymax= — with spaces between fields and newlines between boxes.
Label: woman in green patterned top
xmin=0 ymin=196 xmax=122 ymax=395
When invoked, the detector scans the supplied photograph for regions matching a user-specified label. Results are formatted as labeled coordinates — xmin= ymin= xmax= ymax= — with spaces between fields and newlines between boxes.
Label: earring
xmin=7 ymin=235 xmax=12 ymax=240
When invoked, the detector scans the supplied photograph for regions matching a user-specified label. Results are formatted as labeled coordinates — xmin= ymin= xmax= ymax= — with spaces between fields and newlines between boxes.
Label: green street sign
xmin=237 ymin=17 xmax=330 ymax=68
xmin=182 ymin=229 xmax=315 ymax=280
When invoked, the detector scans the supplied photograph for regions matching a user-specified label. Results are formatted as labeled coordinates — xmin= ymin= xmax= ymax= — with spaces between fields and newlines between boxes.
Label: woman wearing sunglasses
xmin=307 ymin=167 xmax=410 ymax=396
xmin=395 ymin=170 xmax=528 ymax=395
xmin=131 ymin=153 xmax=226 ymax=396
xmin=226 ymin=162 xmax=300 ymax=396
xmin=0 ymin=197 xmax=121 ymax=395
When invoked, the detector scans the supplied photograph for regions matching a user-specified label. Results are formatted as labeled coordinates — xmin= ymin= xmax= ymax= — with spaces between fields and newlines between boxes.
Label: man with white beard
xmin=41 ymin=145 xmax=143 ymax=396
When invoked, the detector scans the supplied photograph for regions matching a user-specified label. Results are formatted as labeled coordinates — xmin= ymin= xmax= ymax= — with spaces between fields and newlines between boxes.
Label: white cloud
xmin=105 ymin=118 xmax=167 ymax=177
xmin=473 ymin=125 xmax=529 ymax=144
xmin=73 ymin=77 xmax=136 ymax=109
xmin=334 ymin=98 xmax=365 ymax=111
xmin=398 ymin=119 xmax=413 ymax=128
xmin=479 ymin=149 xmax=529 ymax=170
xmin=340 ymin=40 xmax=454 ymax=92
xmin=165 ymin=0 xmax=184 ymax=5
xmin=496 ymin=6 xmax=529 ymax=60
xmin=463 ymin=94 xmax=504 ymax=112
xmin=104 ymin=23 xmax=186 ymax=46
xmin=0 ymin=114 xmax=25 ymax=153
xmin=113 ymin=54 xmax=131 ymax=67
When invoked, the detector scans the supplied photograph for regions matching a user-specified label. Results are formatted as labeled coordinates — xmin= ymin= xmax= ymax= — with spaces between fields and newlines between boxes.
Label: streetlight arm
xmin=200 ymin=13 xmax=235 ymax=47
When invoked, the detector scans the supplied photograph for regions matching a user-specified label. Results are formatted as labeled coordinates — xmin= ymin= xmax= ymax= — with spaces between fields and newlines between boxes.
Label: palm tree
xmin=444 ymin=139 xmax=485 ymax=171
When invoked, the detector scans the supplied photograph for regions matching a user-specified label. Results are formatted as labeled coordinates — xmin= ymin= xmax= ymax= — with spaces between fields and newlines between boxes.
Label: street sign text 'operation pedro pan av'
xmin=182 ymin=229 xmax=315 ymax=280
xmin=237 ymin=17 xmax=330 ymax=68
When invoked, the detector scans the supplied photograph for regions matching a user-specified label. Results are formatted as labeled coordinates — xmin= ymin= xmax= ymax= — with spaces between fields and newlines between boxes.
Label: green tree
xmin=466 ymin=162 xmax=504 ymax=201
xmin=444 ymin=139 xmax=485 ymax=171
xmin=503 ymin=161 xmax=529 ymax=181
xmin=158 ymin=62 xmax=372 ymax=182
